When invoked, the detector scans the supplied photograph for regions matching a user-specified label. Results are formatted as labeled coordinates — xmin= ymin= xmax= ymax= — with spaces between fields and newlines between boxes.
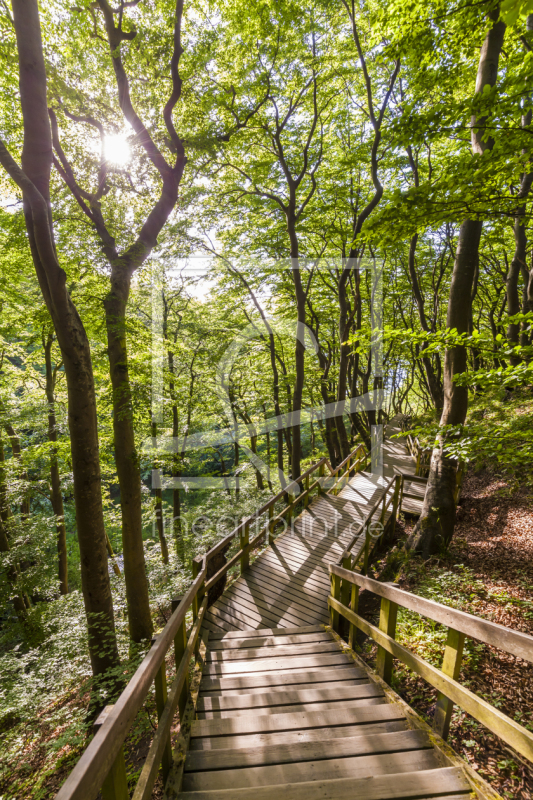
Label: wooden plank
xmin=201 ymin=667 xmax=369 ymax=697
xmin=189 ymin=719 xmax=408 ymax=751
xmin=275 ymin=532 xmax=347 ymax=556
xmin=199 ymin=666 xmax=364 ymax=694
xmin=208 ymin=631 xmax=332 ymax=651
xmin=208 ymin=624 xmax=324 ymax=641
xmin=221 ymin=579 xmax=326 ymax=624
xmin=329 ymin=595 xmax=533 ymax=764
xmin=260 ymin=544 xmax=339 ymax=577
xmin=246 ymin=553 xmax=337 ymax=596
xmin=329 ymin=566 xmax=533 ymax=664
xmin=219 ymin=586 xmax=320 ymax=630
xmin=253 ymin=552 xmax=332 ymax=589
xmin=244 ymin=558 xmax=332 ymax=599
xmin=191 ymin=703 xmax=406 ymax=739
xmin=210 ymin=593 xmax=291 ymax=629
xmin=203 ymin=651 xmax=353 ymax=677
xmin=206 ymin=641 xmax=340 ymax=663
xmin=185 ymin=728 xmax=430 ymax=772
xmin=200 ymin=676 xmax=368 ymax=699
xmin=223 ymin=580 xmax=327 ymax=627
xmin=259 ymin=543 xmax=339 ymax=575
xmin=257 ymin=545 xmax=334 ymax=578
xmin=198 ymin=682 xmax=380 ymax=712
xmin=182 ymin=748 xmax=441 ymax=791
xmin=239 ymin=566 xmax=332 ymax=610
xmin=198 ymin=697 xmax=386 ymax=720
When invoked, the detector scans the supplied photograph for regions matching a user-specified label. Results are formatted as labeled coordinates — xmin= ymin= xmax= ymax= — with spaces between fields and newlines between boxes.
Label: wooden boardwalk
xmin=179 ymin=626 xmax=471 ymax=799
xmin=179 ymin=423 xmax=472 ymax=798
xmin=203 ymin=420 xmax=423 ymax=636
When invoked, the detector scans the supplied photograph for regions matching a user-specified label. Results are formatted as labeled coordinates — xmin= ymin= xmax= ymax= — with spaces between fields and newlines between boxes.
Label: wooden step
xmin=189 ymin=719 xmax=409 ymax=752
xmin=181 ymin=748 xmax=442 ymax=791
xmin=177 ymin=767 xmax=468 ymax=799
xmin=208 ymin=624 xmax=325 ymax=641
xmin=197 ymin=682 xmax=381 ymax=716
xmin=208 ymin=630 xmax=331 ymax=651
xmin=206 ymin=640 xmax=341 ymax=662
xmin=203 ymin=651 xmax=353 ymax=677
xmin=191 ymin=703 xmax=406 ymax=740
xmin=199 ymin=665 xmax=365 ymax=695
xmin=186 ymin=728 xmax=430 ymax=772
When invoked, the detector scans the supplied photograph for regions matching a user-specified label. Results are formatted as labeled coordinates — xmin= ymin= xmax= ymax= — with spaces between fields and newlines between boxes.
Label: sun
xmin=103 ymin=134 xmax=131 ymax=167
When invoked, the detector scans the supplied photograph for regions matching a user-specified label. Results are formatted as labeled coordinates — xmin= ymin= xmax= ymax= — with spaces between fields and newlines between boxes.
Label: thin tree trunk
xmin=0 ymin=437 xmax=26 ymax=618
xmin=407 ymin=233 xmax=444 ymax=413
xmin=414 ymin=13 xmax=506 ymax=556
xmin=43 ymin=332 xmax=68 ymax=595
xmin=151 ymin=421 xmax=170 ymax=564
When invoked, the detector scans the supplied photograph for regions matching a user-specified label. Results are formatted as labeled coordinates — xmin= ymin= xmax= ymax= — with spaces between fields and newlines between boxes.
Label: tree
xmin=0 ymin=0 xmax=120 ymax=678
xmin=413 ymin=8 xmax=506 ymax=555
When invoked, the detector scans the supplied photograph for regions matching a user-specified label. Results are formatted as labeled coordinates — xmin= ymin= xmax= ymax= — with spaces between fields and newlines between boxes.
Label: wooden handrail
xmin=336 ymin=473 xmax=398 ymax=566
xmin=329 ymin=565 xmax=533 ymax=663
xmin=328 ymin=565 xmax=533 ymax=761
xmin=55 ymin=565 xmax=207 ymax=800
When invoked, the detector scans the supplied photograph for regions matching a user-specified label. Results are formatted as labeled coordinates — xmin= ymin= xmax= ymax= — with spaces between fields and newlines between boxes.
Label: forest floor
xmin=360 ymin=468 xmax=533 ymax=800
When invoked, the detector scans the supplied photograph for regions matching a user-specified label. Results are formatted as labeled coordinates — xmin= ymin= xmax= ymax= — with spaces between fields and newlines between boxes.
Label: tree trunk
xmin=288 ymin=217 xmax=306 ymax=480
xmin=151 ymin=421 xmax=170 ymax=565
xmin=105 ymin=277 xmax=155 ymax=639
xmin=43 ymin=333 xmax=68 ymax=595
xmin=1 ymin=0 xmax=120 ymax=677
xmin=0 ymin=437 xmax=27 ymax=618
xmin=407 ymin=233 xmax=444 ymax=413
xmin=414 ymin=13 xmax=506 ymax=556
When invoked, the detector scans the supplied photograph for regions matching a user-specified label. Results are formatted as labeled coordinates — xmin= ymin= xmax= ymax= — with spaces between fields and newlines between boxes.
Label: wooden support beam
xmin=172 ymin=597 xmax=189 ymax=719
xmin=153 ymin=651 xmax=173 ymax=782
xmin=433 ymin=627 xmax=465 ymax=741
xmin=240 ymin=521 xmax=249 ymax=573
xmin=375 ymin=595 xmax=398 ymax=685
xmin=93 ymin=708 xmax=128 ymax=800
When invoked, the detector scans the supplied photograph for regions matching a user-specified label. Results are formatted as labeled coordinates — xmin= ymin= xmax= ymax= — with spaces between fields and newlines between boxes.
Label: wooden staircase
xmin=56 ymin=419 xmax=533 ymax=800
xmin=177 ymin=625 xmax=470 ymax=799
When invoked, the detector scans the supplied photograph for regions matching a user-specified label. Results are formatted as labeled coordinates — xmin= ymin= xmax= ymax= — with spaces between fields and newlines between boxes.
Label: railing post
xmin=330 ymin=570 xmax=341 ymax=633
xmin=318 ymin=461 xmax=325 ymax=493
xmin=348 ymin=577 xmax=360 ymax=650
xmin=192 ymin=556 xmax=204 ymax=624
xmin=287 ymin=493 xmax=294 ymax=527
xmin=433 ymin=627 xmax=465 ymax=740
xmin=339 ymin=553 xmax=351 ymax=639
xmin=268 ymin=503 xmax=275 ymax=545
xmin=390 ymin=475 xmax=401 ymax=537
xmin=152 ymin=636 xmax=173 ymax=782
xmin=362 ymin=524 xmax=370 ymax=575
xmin=93 ymin=707 xmax=129 ymax=800
xmin=172 ymin=596 xmax=189 ymax=719
xmin=304 ymin=474 xmax=310 ymax=508
xmin=375 ymin=593 xmax=398 ymax=685
xmin=240 ymin=520 xmax=250 ymax=573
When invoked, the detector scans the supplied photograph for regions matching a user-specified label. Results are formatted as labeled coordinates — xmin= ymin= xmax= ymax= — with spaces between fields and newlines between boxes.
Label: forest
xmin=1 ymin=0 xmax=533 ymax=797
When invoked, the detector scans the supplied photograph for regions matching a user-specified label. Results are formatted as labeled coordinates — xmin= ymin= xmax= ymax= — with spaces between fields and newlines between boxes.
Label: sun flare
xmin=103 ymin=134 xmax=131 ymax=167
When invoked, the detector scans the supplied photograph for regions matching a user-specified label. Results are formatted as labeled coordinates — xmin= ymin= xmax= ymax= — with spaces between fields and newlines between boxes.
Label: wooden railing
xmin=328 ymin=566 xmax=533 ymax=762
xmin=55 ymin=441 xmax=369 ymax=800
xmin=400 ymin=417 xmax=465 ymax=503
